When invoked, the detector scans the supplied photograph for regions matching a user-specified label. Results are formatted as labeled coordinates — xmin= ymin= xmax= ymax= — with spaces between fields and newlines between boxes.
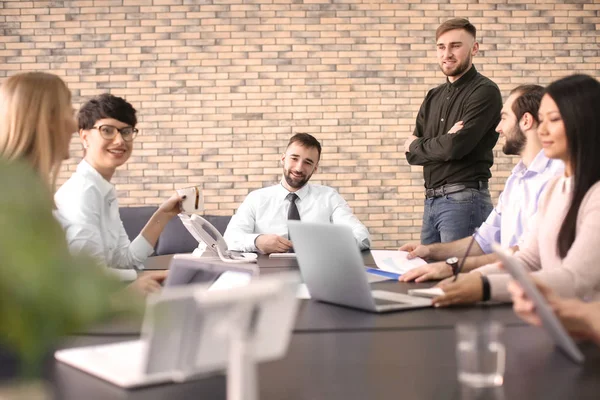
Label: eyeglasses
xmin=92 ymin=124 xmax=138 ymax=142
xmin=453 ymin=228 xmax=478 ymax=282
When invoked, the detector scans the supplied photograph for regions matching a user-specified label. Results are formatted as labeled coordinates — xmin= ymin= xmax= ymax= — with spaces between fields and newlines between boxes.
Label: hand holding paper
xmin=371 ymin=250 xmax=427 ymax=275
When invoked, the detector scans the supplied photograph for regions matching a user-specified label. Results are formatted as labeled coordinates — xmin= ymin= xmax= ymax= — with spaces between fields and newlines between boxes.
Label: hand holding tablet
xmin=493 ymin=243 xmax=584 ymax=364
xmin=177 ymin=185 xmax=204 ymax=214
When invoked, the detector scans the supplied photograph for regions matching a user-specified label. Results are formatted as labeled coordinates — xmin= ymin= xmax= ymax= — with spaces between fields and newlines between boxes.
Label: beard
xmin=502 ymin=126 xmax=527 ymax=156
xmin=283 ymin=168 xmax=313 ymax=189
xmin=440 ymin=54 xmax=472 ymax=78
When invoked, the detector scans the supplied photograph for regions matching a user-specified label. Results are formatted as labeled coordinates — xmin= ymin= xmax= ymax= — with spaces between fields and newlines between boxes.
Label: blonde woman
xmin=0 ymin=72 xmax=166 ymax=295
xmin=0 ymin=72 xmax=75 ymax=190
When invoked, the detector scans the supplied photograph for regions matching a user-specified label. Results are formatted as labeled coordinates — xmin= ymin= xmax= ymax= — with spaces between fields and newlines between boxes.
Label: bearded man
xmin=224 ymin=133 xmax=371 ymax=254
xmin=399 ymin=84 xmax=564 ymax=282
xmin=404 ymin=18 xmax=503 ymax=244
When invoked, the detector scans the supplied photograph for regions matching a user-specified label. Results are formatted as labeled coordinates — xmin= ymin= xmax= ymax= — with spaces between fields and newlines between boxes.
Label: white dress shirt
xmin=54 ymin=160 xmax=153 ymax=280
xmin=224 ymin=181 xmax=371 ymax=252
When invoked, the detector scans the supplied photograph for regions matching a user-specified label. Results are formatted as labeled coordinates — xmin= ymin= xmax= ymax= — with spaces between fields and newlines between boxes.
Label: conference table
xmin=51 ymin=252 xmax=600 ymax=399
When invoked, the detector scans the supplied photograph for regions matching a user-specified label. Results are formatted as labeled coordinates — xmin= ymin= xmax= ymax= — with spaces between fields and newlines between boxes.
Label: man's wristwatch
xmin=446 ymin=256 xmax=459 ymax=275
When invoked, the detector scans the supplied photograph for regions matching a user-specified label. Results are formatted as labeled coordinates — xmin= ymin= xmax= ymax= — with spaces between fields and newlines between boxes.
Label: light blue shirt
xmin=475 ymin=150 xmax=564 ymax=254
xmin=224 ymin=181 xmax=371 ymax=252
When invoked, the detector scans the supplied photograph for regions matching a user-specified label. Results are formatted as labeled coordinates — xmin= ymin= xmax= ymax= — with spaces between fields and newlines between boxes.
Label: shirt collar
xmin=512 ymin=150 xmax=553 ymax=175
xmin=446 ymin=64 xmax=478 ymax=89
xmin=77 ymin=159 xmax=115 ymax=197
xmin=278 ymin=180 xmax=310 ymax=201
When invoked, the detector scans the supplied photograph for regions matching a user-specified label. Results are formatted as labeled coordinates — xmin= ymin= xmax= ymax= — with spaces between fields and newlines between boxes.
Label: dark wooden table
xmin=52 ymin=252 xmax=600 ymax=400
xmin=142 ymin=250 xmax=377 ymax=270
xmin=54 ymin=326 xmax=600 ymax=400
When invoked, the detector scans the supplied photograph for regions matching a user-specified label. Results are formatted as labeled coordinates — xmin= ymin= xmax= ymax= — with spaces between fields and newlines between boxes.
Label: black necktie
xmin=287 ymin=193 xmax=300 ymax=221
xmin=286 ymin=193 xmax=300 ymax=253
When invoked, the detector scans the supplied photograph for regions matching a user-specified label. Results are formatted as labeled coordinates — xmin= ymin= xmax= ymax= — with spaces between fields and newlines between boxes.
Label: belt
xmin=425 ymin=181 xmax=488 ymax=199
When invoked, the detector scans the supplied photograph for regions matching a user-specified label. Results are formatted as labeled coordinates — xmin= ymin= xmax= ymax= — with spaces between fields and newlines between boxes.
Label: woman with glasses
xmin=55 ymin=93 xmax=183 ymax=292
xmin=0 ymin=73 xmax=167 ymax=296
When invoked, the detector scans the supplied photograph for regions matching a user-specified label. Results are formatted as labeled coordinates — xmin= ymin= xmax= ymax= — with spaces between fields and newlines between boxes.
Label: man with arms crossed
xmin=405 ymin=18 xmax=502 ymax=244
xmin=400 ymin=85 xmax=563 ymax=282
xmin=224 ymin=133 xmax=370 ymax=254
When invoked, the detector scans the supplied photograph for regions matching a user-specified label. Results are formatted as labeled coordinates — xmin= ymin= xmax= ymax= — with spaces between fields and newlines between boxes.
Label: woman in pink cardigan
xmin=431 ymin=74 xmax=600 ymax=307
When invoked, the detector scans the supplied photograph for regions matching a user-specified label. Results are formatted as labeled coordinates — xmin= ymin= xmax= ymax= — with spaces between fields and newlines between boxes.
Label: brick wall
xmin=1 ymin=0 xmax=599 ymax=248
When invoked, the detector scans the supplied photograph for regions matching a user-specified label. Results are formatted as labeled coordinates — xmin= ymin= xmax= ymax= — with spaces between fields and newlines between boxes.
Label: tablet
xmin=492 ymin=243 xmax=585 ymax=364
xmin=164 ymin=254 xmax=257 ymax=290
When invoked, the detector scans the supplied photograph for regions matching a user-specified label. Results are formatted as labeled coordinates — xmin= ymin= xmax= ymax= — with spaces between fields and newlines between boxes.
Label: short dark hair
xmin=509 ymin=84 xmax=545 ymax=124
xmin=77 ymin=93 xmax=137 ymax=130
xmin=287 ymin=133 xmax=322 ymax=160
xmin=546 ymin=75 xmax=600 ymax=258
xmin=435 ymin=18 xmax=476 ymax=41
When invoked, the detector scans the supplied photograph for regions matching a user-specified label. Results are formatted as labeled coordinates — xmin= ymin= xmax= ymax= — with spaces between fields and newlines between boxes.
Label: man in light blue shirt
xmin=224 ymin=133 xmax=371 ymax=254
xmin=399 ymin=84 xmax=564 ymax=282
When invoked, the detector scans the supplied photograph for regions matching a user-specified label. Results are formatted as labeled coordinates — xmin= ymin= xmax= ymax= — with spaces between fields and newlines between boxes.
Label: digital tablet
xmin=492 ymin=243 xmax=584 ymax=364
xmin=164 ymin=254 xmax=257 ymax=290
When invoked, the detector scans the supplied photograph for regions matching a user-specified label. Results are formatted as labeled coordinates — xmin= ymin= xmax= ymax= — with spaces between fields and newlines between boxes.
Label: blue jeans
xmin=421 ymin=188 xmax=493 ymax=244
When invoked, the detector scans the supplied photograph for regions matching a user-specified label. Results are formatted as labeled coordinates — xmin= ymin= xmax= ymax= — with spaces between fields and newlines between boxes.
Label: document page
xmin=371 ymin=250 xmax=426 ymax=274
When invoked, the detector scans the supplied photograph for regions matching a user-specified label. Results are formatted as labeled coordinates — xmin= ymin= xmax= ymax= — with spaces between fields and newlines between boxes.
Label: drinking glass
xmin=455 ymin=321 xmax=505 ymax=388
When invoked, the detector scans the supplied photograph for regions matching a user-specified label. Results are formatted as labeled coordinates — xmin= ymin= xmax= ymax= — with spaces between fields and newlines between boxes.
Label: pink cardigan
xmin=476 ymin=176 xmax=600 ymax=302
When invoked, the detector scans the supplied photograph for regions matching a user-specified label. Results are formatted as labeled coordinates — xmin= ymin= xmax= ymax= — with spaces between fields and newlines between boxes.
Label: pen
xmin=453 ymin=228 xmax=479 ymax=282
xmin=365 ymin=268 xmax=401 ymax=280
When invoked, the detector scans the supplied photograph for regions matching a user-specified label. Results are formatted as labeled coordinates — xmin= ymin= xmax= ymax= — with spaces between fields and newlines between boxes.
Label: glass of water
xmin=455 ymin=321 xmax=505 ymax=388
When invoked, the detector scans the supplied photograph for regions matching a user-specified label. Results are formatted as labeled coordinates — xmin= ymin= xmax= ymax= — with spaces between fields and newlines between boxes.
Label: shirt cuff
xmin=357 ymin=237 xmax=371 ymax=250
xmin=247 ymin=234 xmax=260 ymax=253
xmin=487 ymin=274 xmax=512 ymax=303
xmin=473 ymin=231 xmax=492 ymax=254
xmin=130 ymin=234 xmax=155 ymax=268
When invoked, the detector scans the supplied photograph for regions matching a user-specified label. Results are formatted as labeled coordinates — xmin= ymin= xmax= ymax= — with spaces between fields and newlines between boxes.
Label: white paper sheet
xmin=371 ymin=250 xmax=427 ymax=274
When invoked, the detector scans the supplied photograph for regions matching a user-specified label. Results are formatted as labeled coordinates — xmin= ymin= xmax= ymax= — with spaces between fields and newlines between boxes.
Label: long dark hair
xmin=546 ymin=74 xmax=600 ymax=258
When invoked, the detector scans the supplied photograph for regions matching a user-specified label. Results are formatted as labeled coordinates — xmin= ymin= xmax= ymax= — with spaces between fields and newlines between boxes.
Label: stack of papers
xmin=370 ymin=250 xmax=426 ymax=275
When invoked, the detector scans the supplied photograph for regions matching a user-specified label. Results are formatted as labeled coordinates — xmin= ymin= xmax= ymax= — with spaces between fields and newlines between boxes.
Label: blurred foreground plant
xmin=0 ymin=160 xmax=142 ymax=379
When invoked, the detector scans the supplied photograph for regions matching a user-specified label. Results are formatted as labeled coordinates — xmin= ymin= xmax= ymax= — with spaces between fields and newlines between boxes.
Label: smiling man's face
xmin=436 ymin=28 xmax=478 ymax=83
xmin=281 ymin=142 xmax=319 ymax=191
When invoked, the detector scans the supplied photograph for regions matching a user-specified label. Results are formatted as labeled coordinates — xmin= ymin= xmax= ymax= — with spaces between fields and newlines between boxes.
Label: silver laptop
xmin=288 ymin=221 xmax=432 ymax=313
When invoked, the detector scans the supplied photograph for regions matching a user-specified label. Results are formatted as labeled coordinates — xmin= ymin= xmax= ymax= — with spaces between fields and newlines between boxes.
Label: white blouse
xmin=54 ymin=160 xmax=153 ymax=280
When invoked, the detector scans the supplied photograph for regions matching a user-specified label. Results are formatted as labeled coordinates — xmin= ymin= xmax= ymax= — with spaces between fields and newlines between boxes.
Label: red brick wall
xmin=2 ymin=0 xmax=599 ymax=248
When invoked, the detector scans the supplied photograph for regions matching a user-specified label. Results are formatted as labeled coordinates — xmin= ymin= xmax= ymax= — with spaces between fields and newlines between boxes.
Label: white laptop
xmin=55 ymin=273 xmax=301 ymax=388
xmin=288 ymin=221 xmax=432 ymax=313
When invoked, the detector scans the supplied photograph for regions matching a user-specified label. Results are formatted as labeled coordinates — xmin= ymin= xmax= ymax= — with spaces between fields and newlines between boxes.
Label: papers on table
xmin=371 ymin=250 xmax=427 ymax=275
